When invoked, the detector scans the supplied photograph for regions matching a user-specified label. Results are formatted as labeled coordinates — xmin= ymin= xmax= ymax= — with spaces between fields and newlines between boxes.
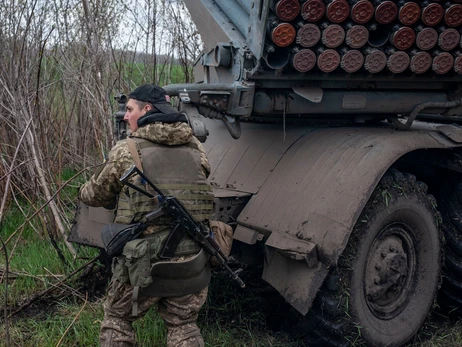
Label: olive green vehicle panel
xmin=204 ymin=120 xmax=462 ymax=314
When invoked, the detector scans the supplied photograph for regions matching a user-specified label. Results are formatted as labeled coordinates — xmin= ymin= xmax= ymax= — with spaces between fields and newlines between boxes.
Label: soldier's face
xmin=124 ymin=99 xmax=150 ymax=132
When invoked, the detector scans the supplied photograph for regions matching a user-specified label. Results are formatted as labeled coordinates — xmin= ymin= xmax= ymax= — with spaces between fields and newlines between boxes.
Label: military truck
xmin=70 ymin=0 xmax=462 ymax=346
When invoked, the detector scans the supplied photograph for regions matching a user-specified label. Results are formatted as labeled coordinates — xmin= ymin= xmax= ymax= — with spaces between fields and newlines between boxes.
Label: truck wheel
xmin=307 ymin=170 xmax=442 ymax=347
xmin=439 ymin=183 xmax=462 ymax=314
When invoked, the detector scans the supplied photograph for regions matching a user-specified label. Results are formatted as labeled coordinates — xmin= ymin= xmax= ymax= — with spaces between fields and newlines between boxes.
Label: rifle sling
xmin=160 ymin=222 xmax=189 ymax=259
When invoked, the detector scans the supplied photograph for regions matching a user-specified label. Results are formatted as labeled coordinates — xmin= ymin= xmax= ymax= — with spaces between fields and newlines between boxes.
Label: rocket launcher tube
xmin=339 ymin=48 xmax=364 ymax=73
xmin=345 ymin=24 xmax=369 ymax=48
xmin=398 ymin=1 xmax=421 ymax=26
xmin=421 ymin=2 xmax=444 ymax=26
xmin=374 ymin=0 xmax=398 ymax=24
xmin=271 ymin=0 xmax=301 ymax=21
xmin=410 ymin=50 xmax=433 ymax=74
xmin=438 ymin=27 xmax=461 ymax=51
xmin=416 ymin=26 xmax=438 ymax=50
xmin=350 ymin=0 xmax=374 ymax=24
xmin=301 ymin=0 xmax=325 ymax=22
xmin=326 ymin=0 xmax=350 ymax=23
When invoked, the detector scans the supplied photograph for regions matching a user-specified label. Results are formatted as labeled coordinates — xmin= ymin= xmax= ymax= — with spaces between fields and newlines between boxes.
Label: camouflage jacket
xmin=79 ymin=122 xmax=211 ymax=211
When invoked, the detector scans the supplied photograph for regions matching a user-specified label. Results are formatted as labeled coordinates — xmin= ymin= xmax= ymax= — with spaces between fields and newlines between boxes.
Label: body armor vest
xmin=115 ymin=137 xmax=214 ymax=227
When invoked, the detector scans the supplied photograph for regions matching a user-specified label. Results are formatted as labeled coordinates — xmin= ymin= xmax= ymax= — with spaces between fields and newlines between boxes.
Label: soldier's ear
xmin=144 ymin=104 xmax=153 ymax=112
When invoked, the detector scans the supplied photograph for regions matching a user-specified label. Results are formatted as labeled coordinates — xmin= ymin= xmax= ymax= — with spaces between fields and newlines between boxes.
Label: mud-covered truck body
xmin=70 ymin=1 xmax=462 ymax=346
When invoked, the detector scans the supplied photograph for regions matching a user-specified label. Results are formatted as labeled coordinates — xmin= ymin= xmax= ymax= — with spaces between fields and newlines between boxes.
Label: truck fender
xmin=234 ymin=123 xmax=462 ymax=314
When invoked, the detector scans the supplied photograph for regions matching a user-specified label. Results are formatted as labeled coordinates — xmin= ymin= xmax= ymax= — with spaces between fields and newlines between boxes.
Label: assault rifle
xmin=102 ymin=165 xmax=246 ymax=288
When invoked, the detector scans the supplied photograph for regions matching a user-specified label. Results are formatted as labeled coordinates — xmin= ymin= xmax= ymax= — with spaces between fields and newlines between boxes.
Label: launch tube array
xmin=262 ymin=0 xmax=462 ymax=74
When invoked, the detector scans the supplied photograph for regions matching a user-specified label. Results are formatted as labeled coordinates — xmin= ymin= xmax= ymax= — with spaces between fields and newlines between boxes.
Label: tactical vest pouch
xmin=123 ymin=239 xmax=153 ymax=288
xmin=141 ymin=249 xmax=211 ymax=298
xmin=111 ymin=255 xmax=129 ymax=284
xmin=209 ymin=221 xmax=234 ymax=268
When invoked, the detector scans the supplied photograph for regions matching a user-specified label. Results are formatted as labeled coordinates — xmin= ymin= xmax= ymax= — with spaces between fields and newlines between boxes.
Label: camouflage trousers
xmin=100 ymin=280 xmax=208 ymax=347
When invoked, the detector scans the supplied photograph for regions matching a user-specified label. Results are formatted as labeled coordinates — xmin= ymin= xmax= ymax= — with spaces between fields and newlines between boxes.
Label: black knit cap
xmin=129 ymin=84 xmax=176 ymax=114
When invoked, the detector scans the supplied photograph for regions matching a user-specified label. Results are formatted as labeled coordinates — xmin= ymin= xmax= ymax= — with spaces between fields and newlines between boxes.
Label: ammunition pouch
xmin=141 ymin=249 xmax=211 ymax=298
xmin=123 ymin=239 xmax=153 ymax=288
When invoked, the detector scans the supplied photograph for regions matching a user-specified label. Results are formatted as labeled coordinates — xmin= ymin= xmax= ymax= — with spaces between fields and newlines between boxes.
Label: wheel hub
xmin=365 ymin=225 xmax=416 ymax=319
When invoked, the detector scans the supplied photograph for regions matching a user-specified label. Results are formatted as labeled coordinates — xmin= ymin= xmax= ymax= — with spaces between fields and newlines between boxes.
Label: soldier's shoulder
xmin=106 ymin=140 xmax=130 ymax=163
xmin=188 ymin=136 xmax=206 ymax=152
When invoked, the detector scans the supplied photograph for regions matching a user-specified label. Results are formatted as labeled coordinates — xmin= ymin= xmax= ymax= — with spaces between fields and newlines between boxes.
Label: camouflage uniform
xmin=80 ymin=122 xmax=211 ymax=347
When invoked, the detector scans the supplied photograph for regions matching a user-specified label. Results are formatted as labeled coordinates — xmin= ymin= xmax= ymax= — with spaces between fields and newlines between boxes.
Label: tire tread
xmin=303 ymin=169 xmax=442 ymax=346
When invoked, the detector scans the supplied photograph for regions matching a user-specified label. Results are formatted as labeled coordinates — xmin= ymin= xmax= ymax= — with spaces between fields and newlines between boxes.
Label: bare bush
xmin=0 ymin=0 xmax=202 ymax=253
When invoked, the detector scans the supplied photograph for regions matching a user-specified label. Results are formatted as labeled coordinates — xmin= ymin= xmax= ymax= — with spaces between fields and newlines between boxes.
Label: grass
xmin=0 ymin=202 xmax=300 ymax=346
xmin=2 ymin=198 xmax=462 ymax=346
xmin=121 ymin=61 xmax=192 ymax=88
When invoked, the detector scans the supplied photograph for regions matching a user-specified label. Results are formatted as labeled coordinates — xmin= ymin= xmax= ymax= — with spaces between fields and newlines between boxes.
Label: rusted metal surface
xmin=301 ymin=0 xmax=325 ymax=22
xmin=390 ymin=27 xmax=416 ymax=50
xmin=398 ymin=2 xmax=421 ymax=25
xmin=270 ymin=23 xmax=296 ymax=47
xmin=422 ymin=3 xmax=444 ymax=26
xmin=351 ymin=0 xmax=374 ymax=24
xmin=232 ymin=124 xmax=462 ymax=313
xmin=445 ymin=4 xmax=462 ymax=27
xmin=273 ymin=0 xmax=300 ymax=21
xmin=326 ymin=0 xmax=350 ymax=23
xmin=68 ymin=202 xmax=113 ymax=248
xmin=375 ymin=1 xmax=398 ymax=24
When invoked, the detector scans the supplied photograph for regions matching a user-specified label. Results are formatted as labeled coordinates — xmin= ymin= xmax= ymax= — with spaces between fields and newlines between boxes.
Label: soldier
xmin=79 ymin=84 xmax=214 ymax=347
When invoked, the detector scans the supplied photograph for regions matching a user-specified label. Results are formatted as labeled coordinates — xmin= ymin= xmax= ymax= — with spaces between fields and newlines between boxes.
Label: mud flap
xmin=262 ymin=245 xmax=328 ymax=315
xmin=68 ymin=201 xmax=114 ymax=248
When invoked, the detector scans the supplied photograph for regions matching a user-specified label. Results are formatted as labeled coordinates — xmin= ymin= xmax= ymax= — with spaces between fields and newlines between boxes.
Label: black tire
xmin=438 ymin=184 xmax=462 ymax=315
xmin=305 ymin=170 xmax=442 ymax=347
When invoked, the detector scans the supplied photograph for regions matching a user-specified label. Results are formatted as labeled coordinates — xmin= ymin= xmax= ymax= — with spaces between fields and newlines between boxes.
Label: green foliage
xmin=134 ymin=308 xmax=167 ymax=346
xmin=0 ymin=202 xmax=98 ymax=303
xmin=2 ymin=301 xmax=103 ymax=347
xmin=2 ymin=203 xmax=462 ymax=346
xmin=119 ymin=62 xmax=191 ymax=89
